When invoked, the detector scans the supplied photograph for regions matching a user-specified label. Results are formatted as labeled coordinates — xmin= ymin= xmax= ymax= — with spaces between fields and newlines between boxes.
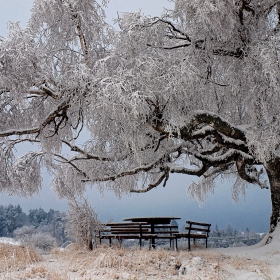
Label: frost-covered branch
xmin=145 ymin=18 xmax=246 ymax=57
xmin=54 ymin=154 xmax=89 ymax=180
xmin=68 ymin=6 xmax=89 ymax=64
xmin=188 ymin=110 xmax=247 ymax=141
xmin=0 ymin=99 xmax=70 ymax=137
xmin=29 ymin=85 xmax=59 ymax=100
xmin=62 ymin=140 xmax=129 ymax=162
xmin=130 ymin=171 xmax=168 ymax=193
xmin=81 ymin=145 xmax=182 ymax=183
xmin=194 ymin=149 xmax=254 ymax=166
xmin=168 ymin=161 xmax=210 ymax=176
xmin=150 ymin=18 xmax=192 ymax=42
xmin=147 ymin=42 xmax=191 ymax=50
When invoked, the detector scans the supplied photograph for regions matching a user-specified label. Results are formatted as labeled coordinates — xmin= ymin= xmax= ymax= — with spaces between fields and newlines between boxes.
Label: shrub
xmin=30 ymin=233 xmax=56 ymax=252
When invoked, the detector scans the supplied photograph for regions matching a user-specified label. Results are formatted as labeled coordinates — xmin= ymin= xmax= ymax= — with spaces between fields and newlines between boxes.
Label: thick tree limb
xmin=29 ymin=85 xmax=59 ymax=100
xmin=236 ymin=159 xmax=268 ymax=189
xmin=191 ymin=126 xmax=248 ymax=152
xmin=168 ymin=161 xmax=210 ymax=176
xmin=194 ymin=149 xmax=254 ymax=166
xmin=183 ymin=110 xmax=247 ymax=141
xmin=203 ymin=163 xmax=234 ymax=179
xmin=198 ymin=143 xmax=221 ymax=155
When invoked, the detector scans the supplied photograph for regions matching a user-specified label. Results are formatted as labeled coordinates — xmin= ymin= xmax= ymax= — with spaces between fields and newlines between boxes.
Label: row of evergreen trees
xmin=0 ymin=204 xmax=66 ymax=245
xmin=210 ymin=223 xmax=263 ymax=237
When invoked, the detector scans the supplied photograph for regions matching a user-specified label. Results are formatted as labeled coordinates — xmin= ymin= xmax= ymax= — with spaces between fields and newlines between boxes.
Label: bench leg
xmin=206 ymin=238 xmax=208 ymax=248
xmin=188 ymin=237 xmax=191 ymax=251
xmin=172 ymin=238 xmax=175 ymax=250
xmin=175 ymin=238 xmax=178 ymax=251
xmin=118 ymin=238 xmax=122 ymax=248
xmin=149 ymin=238 xmax=152 ymax=250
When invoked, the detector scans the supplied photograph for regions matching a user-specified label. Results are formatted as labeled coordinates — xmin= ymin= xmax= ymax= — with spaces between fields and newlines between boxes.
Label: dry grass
xmin=0 ymin=242 xmax=273 ymax=279
xmin=24 ymin=265 xmax=69 ymax=280
xmin=50 ymin=245 xmax=181 ymax=279
xmin=0 ymin=243 xmax=42 ymax=280
xmin=0 ymin=243 xmax=41 ymax=272
xmin=46 ymin=244 xmax=272 ymax=279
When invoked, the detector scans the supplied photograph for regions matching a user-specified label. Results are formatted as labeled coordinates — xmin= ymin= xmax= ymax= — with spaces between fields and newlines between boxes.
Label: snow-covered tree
xmin=0 ymin=206 xmax=9 ymax=236
xmin=1 ymin=0 xmax=280 ymax=244
xmin=28 ymin=208 xmax=45 ymax=227
xmin=65 ymin=198 xmax=101 ymax=250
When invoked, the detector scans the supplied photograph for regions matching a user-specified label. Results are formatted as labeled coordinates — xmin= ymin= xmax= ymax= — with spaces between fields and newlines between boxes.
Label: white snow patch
xmin=0 ymin=237 xmax=21 ymax=245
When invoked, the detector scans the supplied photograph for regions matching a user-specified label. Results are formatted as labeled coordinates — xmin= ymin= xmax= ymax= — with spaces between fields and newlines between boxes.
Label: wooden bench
xmin=98 ymin=222 xmax=157 ymax=248
xmin=173 ymin=220 xmax=211 ymax=250
xmin=153 ymin=224 xmax=179 ymax=248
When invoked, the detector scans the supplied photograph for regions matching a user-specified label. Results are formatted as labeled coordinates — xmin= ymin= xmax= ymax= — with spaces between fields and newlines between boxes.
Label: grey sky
xmin=0 ymin=0 xmax=271 ymax=232
xmin=0 ymin=0 xmax=173 ymax=36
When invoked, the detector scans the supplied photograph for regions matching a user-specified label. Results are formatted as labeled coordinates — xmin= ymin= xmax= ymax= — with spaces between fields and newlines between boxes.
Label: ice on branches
xmin=2 ymin=0 xmax=280 ymax=235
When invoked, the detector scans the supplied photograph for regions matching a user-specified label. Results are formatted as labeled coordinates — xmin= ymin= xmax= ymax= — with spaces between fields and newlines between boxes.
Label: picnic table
xmin=123 ymin=216 xmax=181 ymax=248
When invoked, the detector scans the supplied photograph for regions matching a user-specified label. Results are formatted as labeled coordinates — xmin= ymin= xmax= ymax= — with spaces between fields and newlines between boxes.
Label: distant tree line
xmin=210 ymin=224 xmax=264 ymax=237
xmin=209 ymin=224 xmax=265 ymax=248
xmin=0 ymin=204 xmax=66 ymax=246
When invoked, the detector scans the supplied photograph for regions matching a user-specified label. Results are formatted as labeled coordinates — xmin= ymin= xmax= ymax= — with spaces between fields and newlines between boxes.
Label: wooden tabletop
xmin=123 ymin=216 xmax=181 ymax=224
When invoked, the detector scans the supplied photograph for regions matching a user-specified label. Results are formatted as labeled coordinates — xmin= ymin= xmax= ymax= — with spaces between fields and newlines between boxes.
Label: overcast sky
xmin=0 ymin=0 xmax=272 ymax=232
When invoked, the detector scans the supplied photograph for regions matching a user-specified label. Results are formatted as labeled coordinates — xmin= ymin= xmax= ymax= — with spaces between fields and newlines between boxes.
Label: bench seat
xmin=98 ymin=222 xmax=155 ymax=248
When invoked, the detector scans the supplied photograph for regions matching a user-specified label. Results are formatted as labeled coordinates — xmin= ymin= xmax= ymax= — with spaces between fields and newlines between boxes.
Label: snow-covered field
xmin=1 ymin=233 xmax=280 ymax=280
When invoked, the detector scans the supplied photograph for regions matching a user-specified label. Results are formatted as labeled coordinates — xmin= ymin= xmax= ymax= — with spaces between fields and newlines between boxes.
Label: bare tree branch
xmin=130 ymin=172 xmax=166 ymax=193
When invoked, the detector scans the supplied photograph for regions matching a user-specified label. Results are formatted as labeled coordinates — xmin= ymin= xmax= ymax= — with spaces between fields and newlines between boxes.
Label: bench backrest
xmin=100 ymin=222 xmax=151 ymax=236
xmin=185 ymin=220 xmax=211 ymax=237
xmin=154 ymin=224 xmax=179 ymax=235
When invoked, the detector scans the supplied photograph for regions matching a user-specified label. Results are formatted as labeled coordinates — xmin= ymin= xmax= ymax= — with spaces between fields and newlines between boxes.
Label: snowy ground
xmin=1 ymin=234 xmax=280 ymax=279
xmin=0 ymin=237 xmax=21 ymax=245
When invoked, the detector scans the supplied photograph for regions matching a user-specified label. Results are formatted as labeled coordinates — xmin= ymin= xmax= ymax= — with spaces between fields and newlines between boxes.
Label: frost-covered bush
xmin=14 ymin=225 xmax=56 ymax=252
xmin=14 ymin=225 xmax=37 ymax=243
xmin=30 ymin=233 xmax=56 ymax=252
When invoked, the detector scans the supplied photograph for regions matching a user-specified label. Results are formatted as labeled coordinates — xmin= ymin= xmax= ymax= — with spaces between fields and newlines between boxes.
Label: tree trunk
xmin=265 ymin=158 xmax=280 ymax=243
xmin=87 ymin=232 xmax=93 ymax=250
